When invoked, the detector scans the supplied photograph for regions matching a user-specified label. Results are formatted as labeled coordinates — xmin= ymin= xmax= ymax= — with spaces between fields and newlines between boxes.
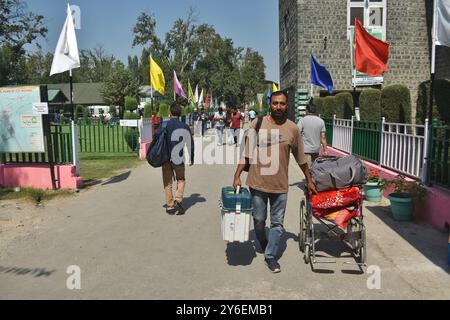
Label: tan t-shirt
xmin=244 ymin=117 xmax=307 ymax=194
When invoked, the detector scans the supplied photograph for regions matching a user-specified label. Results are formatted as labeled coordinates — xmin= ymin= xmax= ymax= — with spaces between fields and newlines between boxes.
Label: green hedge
xmin=158 ymin=102 xmax=170 ymax=118
xmin=125 ymin=96 xmax=138 ymax=112
xmin=381 ymin=84 xmax=411 ymax=123
xmin=359 ymin=88 xmax=381 ymax=121
xmin=322 ymin=96 xmax=336 ymax=118
xmin=335 ymin=92 xmax=353 ymax=119
xmin=313 ymin=96 xmax=324 ymax=114
xmin=313 ymin=93 xmax=353 ymax=119
xmin=124 ymin=111 xmax=140 ymax=120
xmin=434 ymin=79 xmax=450 ymax=125
xmin=143 ymin=102 xmax=152 ymax=118
xmin=416 ymin=81 xmax=439 ymax=125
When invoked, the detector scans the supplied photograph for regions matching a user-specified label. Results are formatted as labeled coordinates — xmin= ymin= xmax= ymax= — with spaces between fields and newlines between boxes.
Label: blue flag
xmin=267 ymin=86 xmax=272 ymax=104
xmin=311 ymin=54 xmax=334 ymax=94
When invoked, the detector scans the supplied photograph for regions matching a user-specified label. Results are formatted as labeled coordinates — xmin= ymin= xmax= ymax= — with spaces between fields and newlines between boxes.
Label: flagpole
xmin=353 ymin=18 xmax=358 ymax=115
xmin=70 ymin=69 xmax=74 ymax=119
xmin=429 ymin=0 xmax=438 ymax=124
xmin=150 ymin=55 xmax=153 ymax=110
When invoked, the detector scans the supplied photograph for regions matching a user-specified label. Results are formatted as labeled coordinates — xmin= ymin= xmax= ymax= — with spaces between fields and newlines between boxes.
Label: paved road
xmin=0 ymin=140 xmax=449 ymax=299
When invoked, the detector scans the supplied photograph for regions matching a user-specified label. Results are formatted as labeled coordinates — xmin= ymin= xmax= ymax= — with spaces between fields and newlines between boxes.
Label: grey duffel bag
xmin=311 ymin=155 xmax=368 ymax=192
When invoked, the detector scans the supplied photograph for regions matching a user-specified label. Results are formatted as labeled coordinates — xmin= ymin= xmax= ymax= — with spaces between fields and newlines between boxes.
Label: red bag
xmin=306 ymin=187 xmax=362 ymax=230
xmin=308 ymin=187 xmax=360 ymax=210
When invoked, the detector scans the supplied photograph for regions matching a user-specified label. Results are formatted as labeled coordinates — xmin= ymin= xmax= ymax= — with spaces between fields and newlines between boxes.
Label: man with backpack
xmin=153 ymin=102 xmax=195 ymax=215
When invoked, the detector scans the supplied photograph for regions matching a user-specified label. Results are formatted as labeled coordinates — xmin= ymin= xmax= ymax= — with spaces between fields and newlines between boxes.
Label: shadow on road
xmin=83 ymin=179 xmax=102 ymax=188
xmin=102 ymin=171 xmax=131 ymax=186
xmin=224 ymin=229 xmax=299 ymax=267
xmin=183 ymin=193 xmax=207 ymax=212
xmin=368 ymin=204 xmax=449 ymax=274
xmin=225 ymin=242 xmax=257 ymax=266
xmin=292 ymin=222 xmax=364 ymax=274
xmin=0 ymin=266 xmax=56 ymax=278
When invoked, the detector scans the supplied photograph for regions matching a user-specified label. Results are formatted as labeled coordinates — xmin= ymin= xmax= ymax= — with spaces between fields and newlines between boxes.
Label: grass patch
xmin=79 ymin=153 xmax=144 ymax=183
xmin=0 ymin=187 xmax=74 ymax=204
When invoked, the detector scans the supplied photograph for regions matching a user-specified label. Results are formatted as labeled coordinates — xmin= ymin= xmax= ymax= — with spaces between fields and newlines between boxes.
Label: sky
xmin=24 ymin=0 xmax=280 ymax=83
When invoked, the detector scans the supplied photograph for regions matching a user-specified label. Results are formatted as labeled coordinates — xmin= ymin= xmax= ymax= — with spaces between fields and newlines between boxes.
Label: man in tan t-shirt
xmin=233 ymin=90 xmax=317 ymax=274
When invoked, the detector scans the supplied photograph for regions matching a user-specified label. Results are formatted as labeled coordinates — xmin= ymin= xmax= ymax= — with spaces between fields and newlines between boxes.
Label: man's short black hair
xmin=306 ymin=103 xmax=317 ymax=114
xmin=270 ymin=90 xmax=288 ymax=104
xmin=170 ymin=102 xmax=182 ymax=117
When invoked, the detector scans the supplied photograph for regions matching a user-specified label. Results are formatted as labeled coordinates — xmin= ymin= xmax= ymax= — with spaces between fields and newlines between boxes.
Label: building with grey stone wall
xmin=279 ymin=0 xmax=450 ymax=121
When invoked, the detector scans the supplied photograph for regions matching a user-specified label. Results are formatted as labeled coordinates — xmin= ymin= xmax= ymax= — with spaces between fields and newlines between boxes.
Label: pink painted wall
xmin=0 ymin=164 xmax=83 ymax=190
xmin=327 ymin=147 xmax=450 ymax=232
xmin=0 ymin=164 xmax=4 ymax=187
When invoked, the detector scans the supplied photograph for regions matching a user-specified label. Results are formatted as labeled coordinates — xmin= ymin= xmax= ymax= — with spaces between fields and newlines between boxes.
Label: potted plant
xmin=364 ymin=168 xmax=386 ymax=202
xmin=383 ymin=175 xmax=428 ymax=221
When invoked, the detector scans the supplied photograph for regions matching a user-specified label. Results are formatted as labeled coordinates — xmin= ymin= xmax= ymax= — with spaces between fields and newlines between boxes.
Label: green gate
xmin=428 ymin=124 xmax=450 ymax=189
xmin=352 ymin=120 xmax=381 ymax=164
xmin=322 ymin=117 xmax=334 ymax=147
xmin=77 ymin=123 xmax=140 ymax=153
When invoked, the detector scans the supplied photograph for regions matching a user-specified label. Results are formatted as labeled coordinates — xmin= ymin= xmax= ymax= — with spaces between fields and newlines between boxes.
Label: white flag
xmin=194 ymin=85 xmax=199 ymax=104
xmin=199 ymin=89 xmax=204 ymax=104
xmin=50 ymin=4 xmax=80 ymax=76
xmin=435 ymin=0 xmax=450 ymax=47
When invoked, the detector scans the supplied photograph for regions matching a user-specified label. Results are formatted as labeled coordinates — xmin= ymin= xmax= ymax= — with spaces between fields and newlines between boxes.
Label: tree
xmin=239 ymin=49 xmax=265 ymax=105
xmin=101 ymin=62 xmax=141 ymax=119
xmin=132 ymin=9 xmax=267 ymax=106
xmin=127 ymin=55 xmax=142 ymax=84
xmin=0 ymin=0 xmax=47 ymax=86
xmin=165 ymin=8 xmax=200 ymax=77
xmin=76 ymin=46 xmax=116 ymax=82
xmin=0 ymin=0 xmax=47 ymax=49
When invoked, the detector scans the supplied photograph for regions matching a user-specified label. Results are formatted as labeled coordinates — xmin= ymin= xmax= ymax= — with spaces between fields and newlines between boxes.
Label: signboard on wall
xmin=0 ymin=86 xmax=45 ymax=153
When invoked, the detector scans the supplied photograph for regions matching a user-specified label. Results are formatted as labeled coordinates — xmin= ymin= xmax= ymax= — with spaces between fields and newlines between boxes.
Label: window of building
xmin=348 ymin=0 xmax=386 ymax=38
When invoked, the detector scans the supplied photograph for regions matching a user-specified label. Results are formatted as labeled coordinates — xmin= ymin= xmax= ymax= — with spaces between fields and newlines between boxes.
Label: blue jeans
xmin=251 ymin=188 xmax=288 ymax=260
xmin=216 ymin=125 xmax=224 ymax=145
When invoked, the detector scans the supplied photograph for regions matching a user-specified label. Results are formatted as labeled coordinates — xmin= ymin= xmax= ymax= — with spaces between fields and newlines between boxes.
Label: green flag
xmin=188 ymin=80 xmax=195 ymax=104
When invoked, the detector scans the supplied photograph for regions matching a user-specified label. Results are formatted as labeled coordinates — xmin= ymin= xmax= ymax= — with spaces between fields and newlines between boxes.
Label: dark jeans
xmin=250 ymin=188 xmax=288 ymax=260
xmin=202 ymin=121 xmax=208 ymax=136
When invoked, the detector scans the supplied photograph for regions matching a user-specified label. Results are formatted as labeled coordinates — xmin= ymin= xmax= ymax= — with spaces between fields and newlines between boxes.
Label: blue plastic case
xmin=221 ymin=187 xmax=252 ymax=211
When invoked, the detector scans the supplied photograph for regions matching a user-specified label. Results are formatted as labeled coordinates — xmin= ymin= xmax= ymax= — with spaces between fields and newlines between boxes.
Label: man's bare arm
xmin=321 ymin=132 xmax=328 ymax=156
xmin=300 ymin=163 xmax=318 ymax=194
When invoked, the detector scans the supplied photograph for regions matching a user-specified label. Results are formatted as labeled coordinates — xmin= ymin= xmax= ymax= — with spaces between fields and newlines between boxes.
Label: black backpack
xmin=146 ymin=121 xmax=170 ymax=168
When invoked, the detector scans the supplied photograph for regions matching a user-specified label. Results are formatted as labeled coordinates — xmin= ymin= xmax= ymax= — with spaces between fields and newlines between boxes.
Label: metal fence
xmin=332 ymin=117 xmax=353 ymax=154
xmin=381 ymin=120 xmax=428 ymax=181
xmin=428 ymin=124 xmax=450 ymax=188
xmin=324 ymin=116 xmax=429 ymax=183
xmin=77 ymin=123 xmax=140 ymax=153
xmin=353 ymin=120 xmax=381 ymax=163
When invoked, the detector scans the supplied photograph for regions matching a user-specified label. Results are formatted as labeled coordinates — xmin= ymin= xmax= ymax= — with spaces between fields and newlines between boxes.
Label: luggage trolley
xmin=299 ymin=186 xmax=367 ymax=267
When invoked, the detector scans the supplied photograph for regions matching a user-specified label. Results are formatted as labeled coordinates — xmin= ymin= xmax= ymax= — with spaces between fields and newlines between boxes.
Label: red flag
xmin=354 ymin=18 xmax=389 ymax=77
xmin=205 ymin=95 xmax=210 ymax=108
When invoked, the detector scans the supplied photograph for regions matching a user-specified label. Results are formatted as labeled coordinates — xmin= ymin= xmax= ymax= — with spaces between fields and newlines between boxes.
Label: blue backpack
xmin=146 ymin=121 xmax=171 ymax=168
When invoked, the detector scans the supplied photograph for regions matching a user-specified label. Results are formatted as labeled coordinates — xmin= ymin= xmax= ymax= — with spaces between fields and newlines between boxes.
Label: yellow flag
xmin=150 ymin=57 xmax=165 ymax=95
xmin=272 ymin=83 xmax=279 ymax=92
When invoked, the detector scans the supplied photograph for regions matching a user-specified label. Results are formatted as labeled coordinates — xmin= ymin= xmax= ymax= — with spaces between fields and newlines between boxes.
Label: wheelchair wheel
xmin=347 ymin=218 xmax=361 ymax=253
xmin=359 ymin=227 xmax=367 ymax=265
xmin=299 ymin=200 xmax=306 ymax=253
xmin=304 ymin=244 xmax=311 ymax=264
